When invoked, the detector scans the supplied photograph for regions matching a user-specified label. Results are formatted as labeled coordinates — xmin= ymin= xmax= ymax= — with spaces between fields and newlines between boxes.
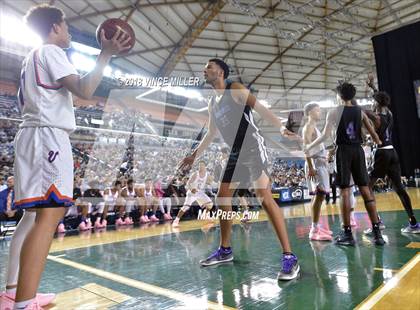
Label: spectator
xmin=0 ymin=176 xmax=15 ymax=218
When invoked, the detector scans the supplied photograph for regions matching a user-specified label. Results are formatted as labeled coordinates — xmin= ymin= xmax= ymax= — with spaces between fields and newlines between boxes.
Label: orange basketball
xmin=96 ymin=18 xmax=135 ymax=54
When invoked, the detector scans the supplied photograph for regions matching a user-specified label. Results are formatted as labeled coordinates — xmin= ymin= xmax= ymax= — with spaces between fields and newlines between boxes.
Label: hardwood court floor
xmin=1 ymin=188 xmax=419 ymax=309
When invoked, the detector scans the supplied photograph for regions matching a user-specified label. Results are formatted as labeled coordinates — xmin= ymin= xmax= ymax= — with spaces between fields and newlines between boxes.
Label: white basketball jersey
xmin=191 ymin=171 xmax=208 ymax=191
xmin=18 ymin=44 xmax=78 ymax=133
xmin=125 ymin=187 xmax=136 ymax=207
xmin=126 ymin=188 xmax=136 ymax=198
xmin=309 ymin=127 xmax=327 ymax=158
xmin=145 ymin=187 xmax=153 ymax=197
xmin=105 ymin=189 xmax=119 ymax=204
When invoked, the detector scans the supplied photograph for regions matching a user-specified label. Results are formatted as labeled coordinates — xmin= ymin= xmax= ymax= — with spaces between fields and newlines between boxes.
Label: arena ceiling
xmin=1 ymin=0 xmax=420 ymax=122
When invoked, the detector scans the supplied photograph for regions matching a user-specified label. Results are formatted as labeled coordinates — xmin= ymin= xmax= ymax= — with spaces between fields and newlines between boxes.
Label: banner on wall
xmin=272 ymin=186 xmax=310 ymax=203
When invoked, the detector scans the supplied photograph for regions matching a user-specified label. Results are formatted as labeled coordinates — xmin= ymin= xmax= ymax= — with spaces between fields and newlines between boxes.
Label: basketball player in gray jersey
xmin=179 ymin=59 xmax=300 ymax=280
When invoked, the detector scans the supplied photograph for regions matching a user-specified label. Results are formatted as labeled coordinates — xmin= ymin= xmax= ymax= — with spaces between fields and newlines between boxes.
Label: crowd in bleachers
xmin=0 ymin=93 xmax=198 ymax=139
xmin=0 ymin=92 xmax=20 ymax=118
xmin=271 ymin=159 xmax=306 ymax=188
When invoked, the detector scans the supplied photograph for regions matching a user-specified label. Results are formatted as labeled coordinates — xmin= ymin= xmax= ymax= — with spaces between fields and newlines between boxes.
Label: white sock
xmin=6 ymin=287 xmax=17 ymax=294
xmin=166 ymin=200 xmax=171 ymax=214
xmin=311 ymin=222 xmax=319 ymax=229
xmin=159 ymin=202 xmax=165 ymax=214
xmin=14 ymin=298 xmax=35 ymax=309
xmin=6 ymin=211 xmax=36 ymax=287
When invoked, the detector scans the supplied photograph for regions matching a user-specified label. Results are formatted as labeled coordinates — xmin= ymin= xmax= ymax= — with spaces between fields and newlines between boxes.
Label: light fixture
xmin=103 ymin=66 xmax=112 ymax=77
xmin=259 ymin=99 xmax=271 ymax=108
xmin=70 ymin=52 xmax=96 ymax=72
xmin=0 ymin=13 xmax=41 ymax=47
xmin=71 ymin=41 xmax=100 ymax=55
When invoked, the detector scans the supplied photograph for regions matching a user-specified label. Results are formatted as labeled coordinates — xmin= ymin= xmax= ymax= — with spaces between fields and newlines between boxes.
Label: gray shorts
xmin=305 ymin=157 xmax=330 ymax=195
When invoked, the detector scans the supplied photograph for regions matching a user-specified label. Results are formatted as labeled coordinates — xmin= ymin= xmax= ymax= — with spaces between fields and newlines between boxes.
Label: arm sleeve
xmin=43 ymin=45 xmax=78 ymax=82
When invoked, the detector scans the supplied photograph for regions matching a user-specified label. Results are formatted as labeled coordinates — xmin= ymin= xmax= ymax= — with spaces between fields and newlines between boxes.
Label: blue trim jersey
xmin=18 ymin=44 xmax=78 ymax=133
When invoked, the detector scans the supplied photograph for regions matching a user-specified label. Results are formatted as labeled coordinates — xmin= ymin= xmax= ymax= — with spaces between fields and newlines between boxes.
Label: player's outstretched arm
xmin=362 ymin=111 xmax=382 ymax=145
xmin=59 ymin=28 xmax=131 ymax=99
xmin=364 ymin=110 xmax=381 ymax=130
xmin=306 ymin=110 xmax=335 ymax=153
xmin=302 ymin=124 xmax=316 ymax=180
xmin=178 ymin=104 xmax=219 ymax=171
xmin=366 ymin=73 xmax=378 ymax=93
xmin=230 ymin=82 xmax=299 ymax=140
xmin=186 ymin=172 xmax=198 ymax=192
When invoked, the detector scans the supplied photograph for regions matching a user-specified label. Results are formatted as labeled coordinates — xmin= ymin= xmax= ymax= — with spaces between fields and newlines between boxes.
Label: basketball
xmin=96 ymin=18 xmax=135 ymax=54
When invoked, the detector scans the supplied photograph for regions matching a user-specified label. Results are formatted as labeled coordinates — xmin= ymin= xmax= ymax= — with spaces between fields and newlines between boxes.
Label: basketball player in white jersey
xmin=102 ymin=180 xmax=123 ymax=227
xmin=302 ymin=103 xmax=333 ymax=241
xmin=83 ymin=179 xmax=105 ymax=230
xmin=154 ymin=178 xmax=173 ymax=221
xmin=144 ymin=179 xmax=160 ymax=222
xmin=0 ymin=5 xmax=131 ymax=309
xmin=135 ymin=184 xmax=150 ymax=223
xmin=120 ymin=178 xmax=136 ymax=225
xmin=172 ymin=161 xmax=213 ymax=227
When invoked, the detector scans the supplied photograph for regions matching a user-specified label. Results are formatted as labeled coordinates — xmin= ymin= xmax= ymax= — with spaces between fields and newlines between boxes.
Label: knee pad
xmin=181 ymin=205 xmax=190 ymax=213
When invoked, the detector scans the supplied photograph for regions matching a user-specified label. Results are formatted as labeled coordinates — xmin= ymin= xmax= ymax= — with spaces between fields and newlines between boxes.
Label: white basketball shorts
xmin=184 ymin=190 xmax=212 ymax=207
xmin=305 ymin=157 xmax=331 ymax=195
xmin=14 ymin=127 xmax=74 ymax=209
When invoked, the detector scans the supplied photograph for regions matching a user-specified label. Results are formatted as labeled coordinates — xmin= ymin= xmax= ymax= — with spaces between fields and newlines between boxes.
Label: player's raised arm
xmin=364 ymin=109 xmax=381 ymax=130
xmin=178 ymin=102 xmax=219 ymax=171
xmin=306 ymin=109 xmax=335 ymax=153
xmin=302 ymin=124 xmax=316 ymax=181
xmin=186 ymin=172 xmax=198 ymax=192
xmin=362 ymin=111 xmax=382 ymax=145
xmin=59 ymin=28 xmax=131 ymax=99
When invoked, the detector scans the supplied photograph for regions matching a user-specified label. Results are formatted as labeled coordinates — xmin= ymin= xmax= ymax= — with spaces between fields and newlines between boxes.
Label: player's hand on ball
xmin=100 ymin=28 xmax=131 ymax=55
xmin=191 ymin=188 xmax=197 ymax=194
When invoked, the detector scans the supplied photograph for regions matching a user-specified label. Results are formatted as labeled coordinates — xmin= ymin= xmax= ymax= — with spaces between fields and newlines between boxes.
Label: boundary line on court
xmin=50 ymin=188 xmax=420 ymax=253
xmin=355 ymin=253 xmax=420 ymax=310
xmin=47 ymin=255 xmax=236 ymax=310
xmin=373 ymin=267 xmax=398 ymax=273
